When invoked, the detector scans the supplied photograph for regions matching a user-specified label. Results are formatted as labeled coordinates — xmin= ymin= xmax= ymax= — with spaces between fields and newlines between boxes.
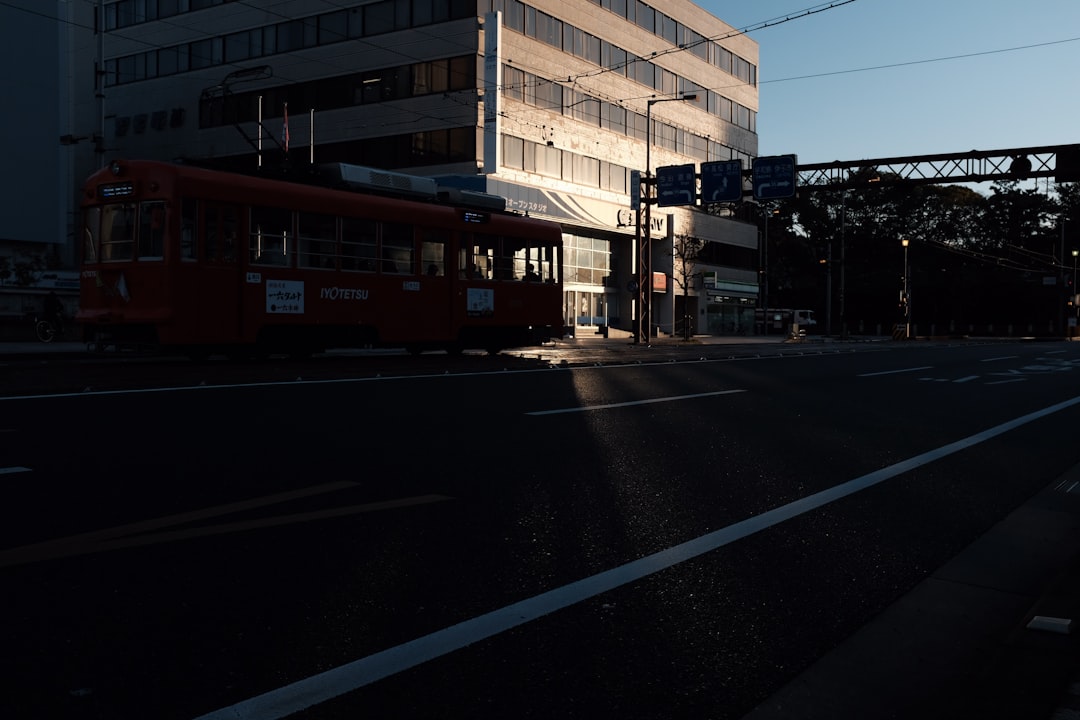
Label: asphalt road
xmin=3 ymin=339 xmax=1080 ymax=719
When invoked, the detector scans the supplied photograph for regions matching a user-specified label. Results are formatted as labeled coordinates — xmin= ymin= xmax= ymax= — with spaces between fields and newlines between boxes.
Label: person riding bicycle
xmin=43 ymin=291 xmax=65 ymax=333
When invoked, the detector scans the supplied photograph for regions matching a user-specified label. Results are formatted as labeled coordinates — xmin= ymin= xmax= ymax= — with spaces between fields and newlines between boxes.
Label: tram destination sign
xmin=752 ymin=155 xmax=797 ymax=200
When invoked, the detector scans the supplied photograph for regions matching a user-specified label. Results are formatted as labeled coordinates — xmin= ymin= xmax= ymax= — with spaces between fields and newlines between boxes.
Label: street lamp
xmin=1073 ymin=248 xmax=1078 ymax=333
xmin=636 ymin=92 xmax=697 ymax=344
xmin=839 ymin=190 xmax=847 ymax=340
xmin=901 ymin=238 xmax=911 ymax=339
xmin=757 ymin=203 xmax=778 ymax=335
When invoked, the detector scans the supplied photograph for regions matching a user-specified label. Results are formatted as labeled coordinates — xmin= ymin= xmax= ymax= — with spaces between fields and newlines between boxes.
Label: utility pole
xmin=637 ymin=93 xmax=696 ymax=344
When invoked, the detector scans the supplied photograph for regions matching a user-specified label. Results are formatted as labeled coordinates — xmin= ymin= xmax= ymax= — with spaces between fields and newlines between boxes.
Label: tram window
xmin=512 ymin=241 xmax=558 ymax=283
xmin=82 ymin=207 xmax=100 ymax=264
xmin=205 ymin=205 xmax=219 ymax=261
xmin=298 ymin=212 xmax=337 ymax=269
xmin=541 ymin=243 xmax=561 ymax=283
xmin=496 ymin=237 xmax=518 ymax=280
xmin=180 ymin=198 xmax=196 ymax=261
xmin=475 ymin=232 xmax=516 ymax=280
xmin=341 ymin=216 xmax=377 ymax=271
xmin=100 ymin=203 xmax=136 ymax=262
xmin=510 ymin=240 xmax=531 ymax=280
xmin=138 ymin=200 xmax=165 ymax=260
xmin=420 ymin=228 xmax=448 ymax=276
xmin=250 ymin=205 xmax=293 ymax=266
xmin=381 ymin=222 xmax=413 ymax=274
xmin=461 ymin=235 xmax=495 ymax=279
xmin=222 ymin=206 xmax=238 ymax=261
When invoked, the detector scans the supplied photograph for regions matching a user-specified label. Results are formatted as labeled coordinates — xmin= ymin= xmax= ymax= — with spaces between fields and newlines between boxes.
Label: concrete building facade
xmin=35 ymin=0 xmax=761 ymax=337
xmin=0 ymin=1 xmax=92 ymax=325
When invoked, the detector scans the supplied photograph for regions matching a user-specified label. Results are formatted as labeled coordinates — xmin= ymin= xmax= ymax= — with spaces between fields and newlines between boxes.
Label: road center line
xmin=194 ymin=393 xmax=1080 ymax=720
xmin=0 ymin=466 xmax=31 ymax=475
xmin=981 ymin=355 xmax=1018 ymax=362
xmin=857 ymin=366 xmax=933 ymax=377
xmin=525 ymin=388 xmax=746 ymax=415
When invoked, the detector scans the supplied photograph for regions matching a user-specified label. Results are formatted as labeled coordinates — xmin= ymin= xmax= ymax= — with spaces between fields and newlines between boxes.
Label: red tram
xmin=77 ymin=160 xmax=563 ymax=356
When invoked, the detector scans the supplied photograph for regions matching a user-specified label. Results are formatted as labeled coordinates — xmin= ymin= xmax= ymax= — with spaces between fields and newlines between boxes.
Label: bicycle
xmin=34 ymin=315 xmax=65 ymax=343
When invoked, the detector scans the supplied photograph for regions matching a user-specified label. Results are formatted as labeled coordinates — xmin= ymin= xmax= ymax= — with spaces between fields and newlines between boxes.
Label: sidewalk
xmin=742 ymin=465 xmax=1080 ymax=720
xmin=0 ymin=340 xmax=89 ymax=358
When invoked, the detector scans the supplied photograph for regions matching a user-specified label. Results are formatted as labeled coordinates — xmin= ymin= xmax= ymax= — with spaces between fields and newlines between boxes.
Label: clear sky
xmin=696 ymin=0 xmax=1080 ymax=165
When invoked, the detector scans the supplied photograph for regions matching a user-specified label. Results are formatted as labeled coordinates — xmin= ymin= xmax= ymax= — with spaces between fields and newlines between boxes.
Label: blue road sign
xmin=656 ymin=163 xmax=696 ymax=207
xmin=752 ymin=155 xmax=797 ymax=200
xmin=701 ymin=160 xmax=743 ymax=203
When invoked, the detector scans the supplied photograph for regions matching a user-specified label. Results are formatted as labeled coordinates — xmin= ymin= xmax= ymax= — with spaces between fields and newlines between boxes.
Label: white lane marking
xmin=953 ymin=376 xmax=979 ymax=383
xmin=194 ymin=393 xmax=1080 ymax=720
xmin=0 ymin=466 xmax=31 ymax=475
xmin=526 ymin=389 xmax=746 ymax=416
xmin=986 ymin=378 xmax=1027 ymax=385
xmin=858 ymin=366 xmax=933 ymax=377
xmin=981 ymin=356 xmax=1018 ymax=362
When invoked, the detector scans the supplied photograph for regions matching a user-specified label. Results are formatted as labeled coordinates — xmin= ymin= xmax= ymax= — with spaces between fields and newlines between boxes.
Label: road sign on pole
xmin=656 ymin=164 xmax=696 ymax=207
xmin=752 ymin=155 xmax=797 ymax=200
xmin=701 ymin=160 xmax=743 ymax=203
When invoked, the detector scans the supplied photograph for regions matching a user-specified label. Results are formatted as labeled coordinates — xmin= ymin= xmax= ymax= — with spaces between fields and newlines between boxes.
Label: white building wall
xmin=480 ymin=0 xmax=759 ymax=333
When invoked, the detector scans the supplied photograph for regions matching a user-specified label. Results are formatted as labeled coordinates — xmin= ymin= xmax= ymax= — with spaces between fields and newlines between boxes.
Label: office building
xmin=26 ymin=0 xmax=761 ymax=336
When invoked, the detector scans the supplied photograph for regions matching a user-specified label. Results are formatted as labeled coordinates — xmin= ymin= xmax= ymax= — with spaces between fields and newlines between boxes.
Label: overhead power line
xmin=760 ymin=36 xmax=1080 ymax=86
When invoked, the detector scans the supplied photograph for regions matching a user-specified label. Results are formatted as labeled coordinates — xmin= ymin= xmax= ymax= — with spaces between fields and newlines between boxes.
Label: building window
xmin=536 ymin=143 xmax=562 ymax=179
xmin=502 ymin=135 xmax=525 ymax=169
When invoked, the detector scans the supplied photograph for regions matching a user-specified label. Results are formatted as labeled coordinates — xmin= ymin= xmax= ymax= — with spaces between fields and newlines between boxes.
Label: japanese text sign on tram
xmin=700 ymin=160 xmax=744 ymax=203
xmin=752 ymin=154 xmax=798 ymax=200
xmin=656 ymin=163 xmax=697 ymax=207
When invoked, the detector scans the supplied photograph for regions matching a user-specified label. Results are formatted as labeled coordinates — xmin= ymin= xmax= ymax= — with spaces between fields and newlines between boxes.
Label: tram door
xmin=198 ymin=203 xmax=241 ymax=343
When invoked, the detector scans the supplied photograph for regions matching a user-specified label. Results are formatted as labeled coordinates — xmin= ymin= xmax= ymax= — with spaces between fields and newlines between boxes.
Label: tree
xmin=9 ymin=253 xmax=44 ymax=287
xmin=671 ymin=233 xmax=703 ymax=340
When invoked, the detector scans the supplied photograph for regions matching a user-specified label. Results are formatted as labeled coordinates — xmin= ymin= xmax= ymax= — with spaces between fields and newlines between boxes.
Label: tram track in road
xmin=193 ymin=391 xmax=1080 ymax=720
xmin=5 ymin=339 xmax=1080 ymax=720
xmin=0 ymin=482 xmax=454 ymax=569
xmin=1 ymin=338 xmax=1075 ymax=400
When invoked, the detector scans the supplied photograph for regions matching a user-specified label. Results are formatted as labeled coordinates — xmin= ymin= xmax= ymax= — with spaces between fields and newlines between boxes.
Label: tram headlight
xmin=110 ymin=161 xmax=124 ymax=176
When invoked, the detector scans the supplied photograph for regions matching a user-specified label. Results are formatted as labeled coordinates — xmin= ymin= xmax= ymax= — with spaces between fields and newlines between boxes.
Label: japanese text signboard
xmin=752 ymin=155 xmax=798 ymax=200
xmin=266 ymin=279 xmax=304 ymax=314
xmin=656 ymin=164 xmax=696 ymax=207
xmin=700 ymin=160 xmax=744 ymax=203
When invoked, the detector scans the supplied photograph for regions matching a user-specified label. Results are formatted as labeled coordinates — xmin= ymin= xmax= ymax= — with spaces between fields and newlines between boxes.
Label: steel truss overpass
xmin=787 ymin=143 xmax=1080 ymax=191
